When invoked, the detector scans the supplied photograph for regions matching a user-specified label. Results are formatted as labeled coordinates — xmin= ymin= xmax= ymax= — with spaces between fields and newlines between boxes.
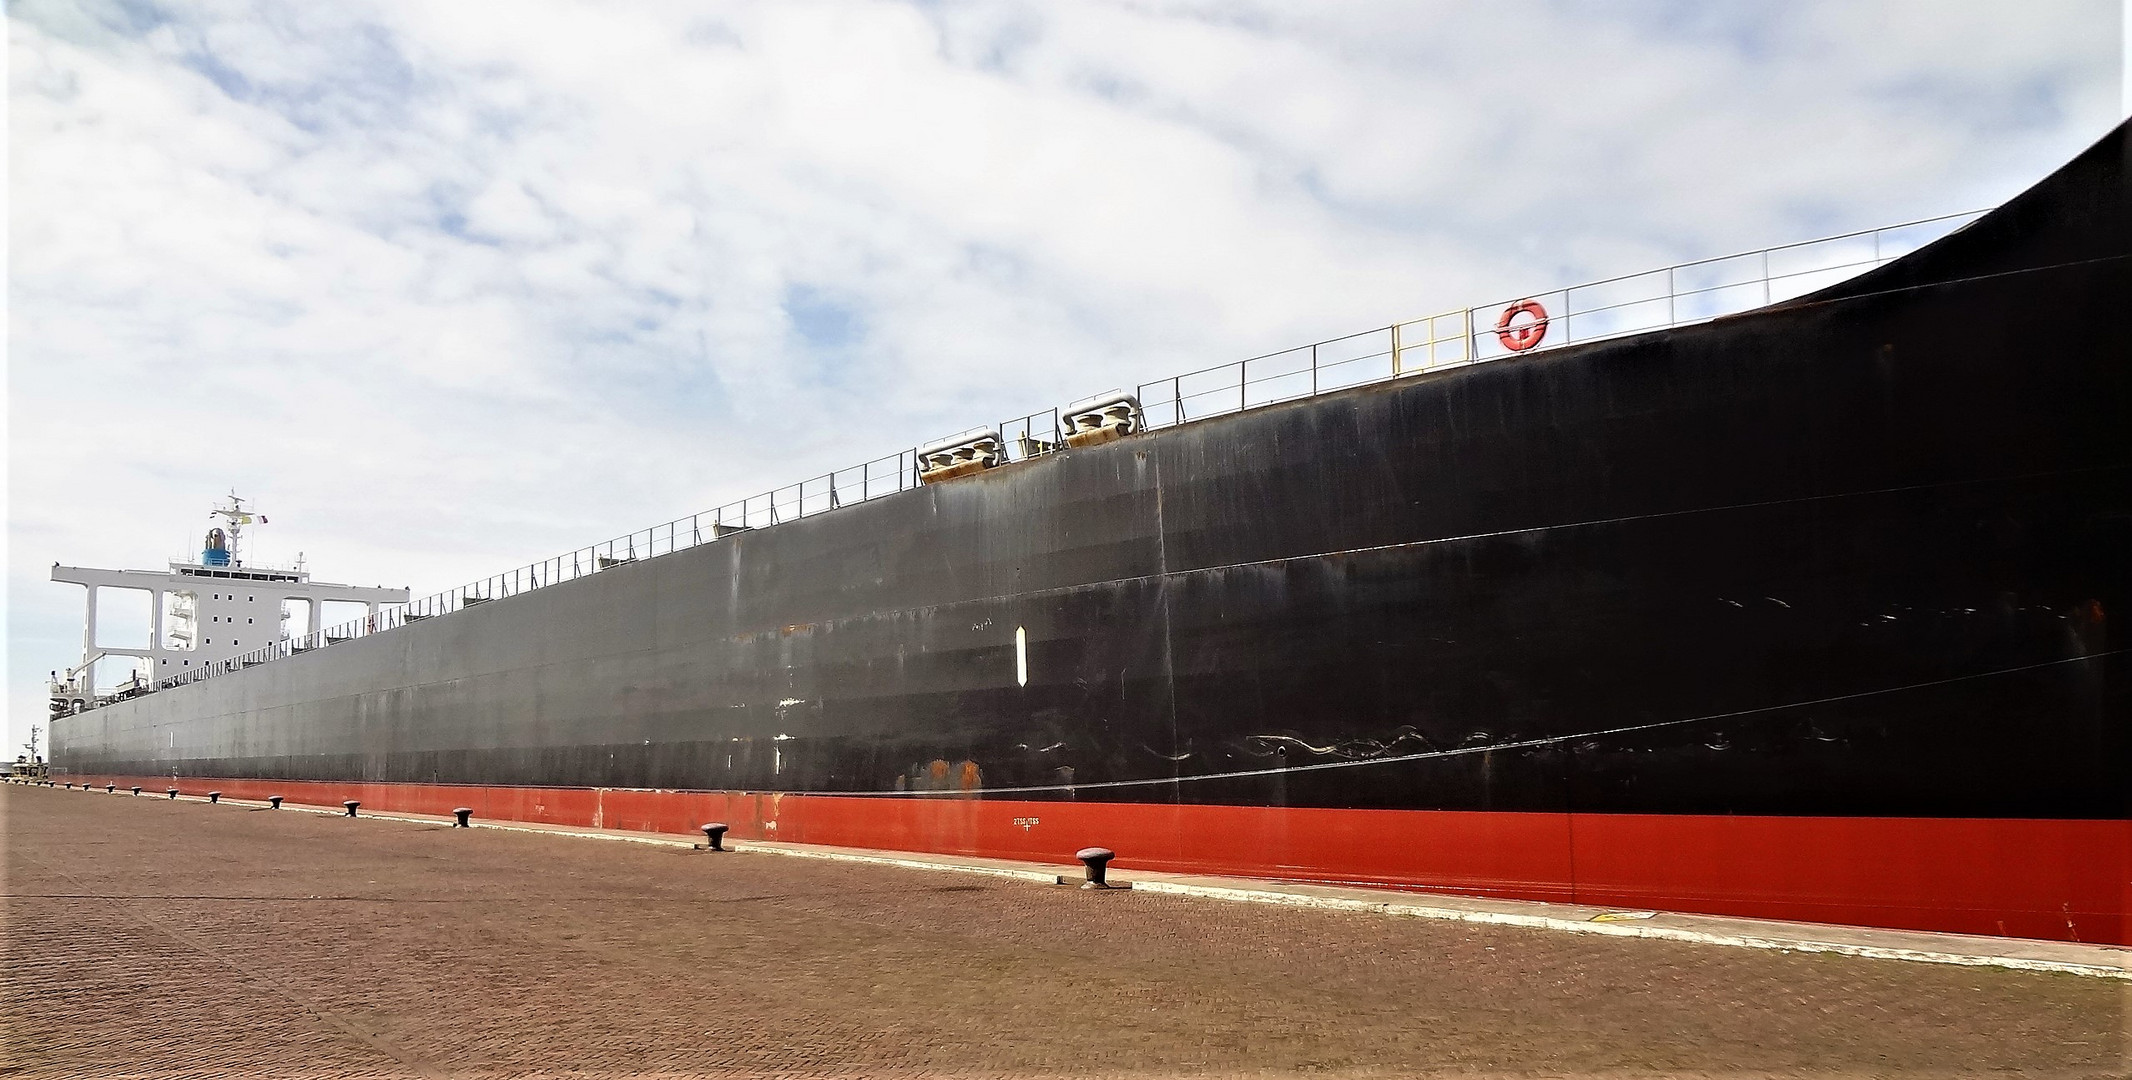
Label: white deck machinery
xmin=49 ymin=494 xmax=410 ymax=717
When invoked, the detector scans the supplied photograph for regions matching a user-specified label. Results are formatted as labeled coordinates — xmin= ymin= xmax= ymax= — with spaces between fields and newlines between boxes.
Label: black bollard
xmin=1075 ymin=846 xmax=1119 ymax=889
xmin=167 ymin=788 xmax=179 ymax=800
xmin=131 ymin=786 xmax=142 ymax=796
xmin=343 ymin=800 xmax=360 ymax=817
xmin=207 ymin=791 xmax=221 ymax=804
xmin=105 ymin=783 xmax=114 ymax=793
xmin=699 ymin=823 xmax=729 ymax=851
xmin=64 ymin=783 xmax=73 ymax=789
xmin=268 ymin=795 xmax=283 ymax=809
xmin=453 ymin=807 xmax=473 ymax=828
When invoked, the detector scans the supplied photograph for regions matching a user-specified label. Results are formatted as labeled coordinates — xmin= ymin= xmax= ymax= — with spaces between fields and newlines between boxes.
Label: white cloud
xmin=6 ymin=0 xmax=2120 ymax=745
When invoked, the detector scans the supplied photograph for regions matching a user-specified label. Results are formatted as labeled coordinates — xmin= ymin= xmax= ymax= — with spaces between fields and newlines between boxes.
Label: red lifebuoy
xmin=1495 ymin=300 xmax=1549 ymax=352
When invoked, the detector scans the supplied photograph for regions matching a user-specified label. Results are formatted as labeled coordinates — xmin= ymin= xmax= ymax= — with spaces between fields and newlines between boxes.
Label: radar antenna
xmin=207 ymin=491 xmax=269 ymax=568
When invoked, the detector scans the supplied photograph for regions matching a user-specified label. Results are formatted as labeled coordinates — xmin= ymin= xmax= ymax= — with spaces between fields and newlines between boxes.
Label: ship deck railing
xmin=150 ymin=208 xmax=1987 ymax=694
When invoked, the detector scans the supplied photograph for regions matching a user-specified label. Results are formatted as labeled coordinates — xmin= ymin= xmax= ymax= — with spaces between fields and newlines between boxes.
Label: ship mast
xmin=207 ymin=491 xmax=267 ymax=568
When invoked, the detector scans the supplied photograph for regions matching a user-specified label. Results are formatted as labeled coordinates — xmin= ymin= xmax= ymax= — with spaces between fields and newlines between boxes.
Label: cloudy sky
xmin=6 ymin=1 xmax=2123 ymax=751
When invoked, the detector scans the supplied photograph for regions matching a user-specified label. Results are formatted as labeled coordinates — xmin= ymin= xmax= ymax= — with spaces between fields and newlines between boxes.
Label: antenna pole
xmin=208 ymin=491 xmax=267 ymax=568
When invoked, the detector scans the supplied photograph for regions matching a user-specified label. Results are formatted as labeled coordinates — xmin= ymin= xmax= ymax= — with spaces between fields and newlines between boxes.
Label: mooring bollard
xmin=105 ymin=783 xmax=114 ymax=793
xmin=268 ymin=795 xmax=284 ymax=809
xmin=343 ymin=800 xmax=360 ymax=817
xmin=1075 ymin=846 xmax=1119 ymax=889
xmin=131 ymin=786 xmax=142 ymax=796
xmin=699 ymin=823 xmax=729 ymax=851
xmin=167 ymin=788 xmax=179 ymax=800
xmin=207 ymin=791 xmax=221 ymax=804
xmin=64 ymin=783 xmax=73 ymax=789
xmin=453 ymin=807 xmax=473 ymax=828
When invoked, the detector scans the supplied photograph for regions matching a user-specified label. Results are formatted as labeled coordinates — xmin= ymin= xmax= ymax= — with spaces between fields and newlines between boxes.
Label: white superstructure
xmin=48 ymin=495 xmax=409 ymax=715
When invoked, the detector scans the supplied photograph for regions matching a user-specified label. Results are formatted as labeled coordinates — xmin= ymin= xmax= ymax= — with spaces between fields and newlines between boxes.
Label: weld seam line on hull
xmin=69 ymin=461 xmax=2131 ymax=726
xmin=1167 ymin=461 xmax=2132 ymax=591
xmin=1149 ymin=439 xmax=1186 ymax=806
xmin=815 ymin=647 xmax=2128 ymax=797
xmin=1770 ymin=250 xmax=2132 ymax=317
xmin=65 ymin=644 xmax=2128 ymax=799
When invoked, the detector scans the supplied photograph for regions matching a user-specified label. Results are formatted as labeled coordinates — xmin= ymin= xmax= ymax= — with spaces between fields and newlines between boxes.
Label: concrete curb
xmin=1121 ymin=878 xmax=2132 ymax=980
xmin=87 ymin=785 xmax=2132 ymax=981
xmin=735 ymin=839 xmax=1067 ymax=886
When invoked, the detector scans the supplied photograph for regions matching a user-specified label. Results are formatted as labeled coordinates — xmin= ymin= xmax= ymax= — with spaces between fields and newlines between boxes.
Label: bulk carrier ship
xmin=50 ymin=121 xmax=2131 ymax=945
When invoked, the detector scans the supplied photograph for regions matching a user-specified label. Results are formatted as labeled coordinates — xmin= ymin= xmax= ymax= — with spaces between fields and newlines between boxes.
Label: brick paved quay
xmin=2 ymin=784 xmax=2124 ymax=1080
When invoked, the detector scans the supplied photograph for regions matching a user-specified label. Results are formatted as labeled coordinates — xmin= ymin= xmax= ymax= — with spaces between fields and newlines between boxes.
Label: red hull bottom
xmin=70 ymin=774 xmax=2131 ymax=945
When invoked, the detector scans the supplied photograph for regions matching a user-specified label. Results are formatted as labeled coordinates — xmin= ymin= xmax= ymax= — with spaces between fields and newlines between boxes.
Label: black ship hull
xmin=57 ymin=123 xmax=2132 ymax=943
